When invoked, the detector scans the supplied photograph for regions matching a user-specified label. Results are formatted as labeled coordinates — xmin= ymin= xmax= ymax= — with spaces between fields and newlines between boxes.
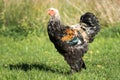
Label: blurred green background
xmin=0 ymin=0 xmax=120 ymax=34
xmin=0 ymin=0 xmax=120 ymax=80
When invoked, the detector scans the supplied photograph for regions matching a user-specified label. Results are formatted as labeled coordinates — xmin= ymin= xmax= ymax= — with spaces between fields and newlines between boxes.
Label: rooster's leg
xmin=67 ymin=58 xmax=86 ymax=74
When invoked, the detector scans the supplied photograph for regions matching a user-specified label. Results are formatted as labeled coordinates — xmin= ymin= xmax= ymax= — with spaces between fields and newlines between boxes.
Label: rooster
xmin=47 ymin=8 xmax=100 ymax=73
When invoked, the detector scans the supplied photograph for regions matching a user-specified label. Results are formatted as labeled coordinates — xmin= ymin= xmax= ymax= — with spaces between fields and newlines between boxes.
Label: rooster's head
xmin=48 ymin=8 xmax=60 ymax=20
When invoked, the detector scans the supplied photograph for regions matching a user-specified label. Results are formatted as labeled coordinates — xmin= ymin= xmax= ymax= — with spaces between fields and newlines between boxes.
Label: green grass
xmin=0 ymin=26 xmax=120 ymax=80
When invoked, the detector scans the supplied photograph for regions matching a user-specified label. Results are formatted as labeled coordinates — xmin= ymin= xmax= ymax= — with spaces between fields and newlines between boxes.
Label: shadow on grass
xmin=6 ymin=63 xmax=70 ymax=75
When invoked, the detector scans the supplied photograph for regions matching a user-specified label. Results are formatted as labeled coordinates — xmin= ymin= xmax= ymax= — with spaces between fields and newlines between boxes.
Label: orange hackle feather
xmin=61 ymin=29 xmax=77 ymax=41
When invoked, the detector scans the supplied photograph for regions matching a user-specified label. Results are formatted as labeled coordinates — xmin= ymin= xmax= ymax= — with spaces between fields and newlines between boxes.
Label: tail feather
xmin=80 ymin=12 xmax=100 ymax=43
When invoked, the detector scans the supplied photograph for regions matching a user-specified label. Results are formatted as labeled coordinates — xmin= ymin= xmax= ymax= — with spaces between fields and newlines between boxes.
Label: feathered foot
xmin=68 ymin=58 xmax=86 ymax=74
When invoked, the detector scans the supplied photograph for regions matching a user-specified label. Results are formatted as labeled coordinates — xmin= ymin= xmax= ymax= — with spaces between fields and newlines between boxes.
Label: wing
xmin=61 ymin=26 xmax=84 ymax=46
